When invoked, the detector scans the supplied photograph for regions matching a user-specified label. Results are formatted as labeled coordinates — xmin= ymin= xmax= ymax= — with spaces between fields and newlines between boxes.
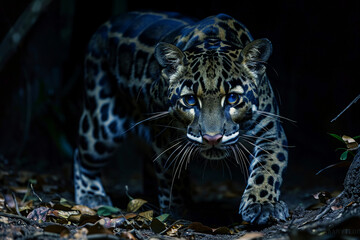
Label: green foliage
xmin=329 ymin=133 xmax=359 ymax=161
xmin=328 ymin=133 xmax=344 ymax=143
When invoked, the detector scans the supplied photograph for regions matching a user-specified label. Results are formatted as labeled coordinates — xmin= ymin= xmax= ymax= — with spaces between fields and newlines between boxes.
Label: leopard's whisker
xmin=177 ymin=143 xmax=192 ymax=179
xmin=230 ymin=145 xmax=247 ymax=182
xmin=234 ymin=144 xmax=250 ymax=182
xmin=153 ymin=140 xmax=183 ymax=163
xmin=241 ymin=134 xmax=293 ymax=148
xmin=236 ymin=142 xmax=273 ymax=178
xmin=239 ymin=136 xmax=274 ymax=157
xmin=121 ymin=111 xmax=169 ymax=135
xmin=255 ymin=110 xmax=296 ymax=124
xmin=169 ymin=142 xmax=191 ymax=206
xmin=163 ymin=141 xmax=187 ymax=170
xmin=224 ymin=158 xmax=233 ymax=179
xmin=185 ymin=143 xmax=196 ymax=170
xmin=154 ymin=124 xmax=186 ymax=131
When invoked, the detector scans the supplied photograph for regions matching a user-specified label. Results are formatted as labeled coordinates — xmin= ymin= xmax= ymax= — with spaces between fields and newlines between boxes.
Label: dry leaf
xmin=235 ymin=232 xmax=264 ymax=240
xmin=73 ymin=228 xmax=88 ymax=239
xmin=166 ymin=223 xmax=184 ymax=236
xmin=151 ymin=218 xmax=166 ymax=233
xmin=342 ymin=135 xmax=359 ymax=150
xmin=27 ymin=206 xmax=51 ymax=223
xmin=97 ymin=217 xmax=125 ymax=228
xmin=0 ymin=216 xmax=9 ymax=224
xmin=139 ymin=210 xmax=153 ymax=220
xmin=213 ymin=226 xmax=231 ymax=234
xmin=71 ymin=205 xmax=96 ymax=216
xmin=331 ymin=205 xmax=343 ymax=211
xmin=51 ymin=209 xmax=80 ymax=220
xmin=119 ymin=232 xmax=137 ymax=240
xmin=85 ymin=222 xmax=113 ymax=235
xmin=127 ymin=198 xmax=147 ymax=212
xmin=188 ymin=222 xmax=213 ymax=234
xmin=44 ymin=224 xmax=70 ymax=237
xmin=313 ymin=191 xmax=332 ymax=203
xmin=125 ymin=213 xmax=137 ymax=219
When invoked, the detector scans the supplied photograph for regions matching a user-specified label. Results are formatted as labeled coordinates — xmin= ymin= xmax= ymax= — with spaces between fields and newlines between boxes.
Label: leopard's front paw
xmin=239 ymin=200 xmax=289 ymax=225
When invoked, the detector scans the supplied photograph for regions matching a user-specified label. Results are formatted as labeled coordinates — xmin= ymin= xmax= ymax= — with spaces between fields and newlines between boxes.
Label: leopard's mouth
xmin=200 ymin=147 xmax=227 ymax=160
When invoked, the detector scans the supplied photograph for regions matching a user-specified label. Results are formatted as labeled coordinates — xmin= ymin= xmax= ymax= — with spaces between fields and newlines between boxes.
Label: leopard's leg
xmin=74 ymin=45 xmax=129 ymax=207
xmin=239 ymin=118 xmax=289 ymax=224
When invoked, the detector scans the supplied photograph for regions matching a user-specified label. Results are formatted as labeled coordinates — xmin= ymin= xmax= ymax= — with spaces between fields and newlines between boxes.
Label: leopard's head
xmin=155 ymin=39 xmax=272 ymax=160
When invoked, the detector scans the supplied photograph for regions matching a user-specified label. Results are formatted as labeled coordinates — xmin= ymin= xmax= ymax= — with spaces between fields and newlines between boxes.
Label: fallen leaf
xmin=97 ymin=217 xmax=125 ymax=228
xmin=213 ymin=226 xmax=231 ymax=234
xmin=119 ymin=231 xmax=137 ymax=240
xmin=139 ymin=210 xmax=153 ymax=221
xmin=70 ymin=205 xmax=97 ymax=222
xmin=78 ymin=214 xmax=100 ymax=226
xmin=127 ymin=198 xmax=147 ymax=212
xmin=313 ymin=191 xmax=332 ymax=203
xmin=166 ymin=223 xmax=184 ymax=237
xmin=151 ymin=217 xmax=166 ymax=233
xmin=50 ymin=209 xmax=80 ymax=220
xmin=0 ymin=216 xmax=9 ymax=224
xmin=72 ymin=205 xmax=96 ymax=215
xmin=27 ymin=206 xmax=51 ymax=223
xmin=85 ymin=222 xmax=113 ymax=235
xmin=331 ymin=205 xmax=343 ymax=211
xmin=235 ymin=232 xmax=264 ymax=240
xmin=44 ymin=224 xmax=70 ymax=237
xmin=125 ymin=213 xmax=137 ymax=219
xmin=97 ymin=205 xmax=121 ymax=216
xmin=73 ymin=228 xmax=88 ymax=239
xmin=156 ymin=213 xmax=169 ymax=222
xmin=188 ymin=222 xmax=212 ymax=234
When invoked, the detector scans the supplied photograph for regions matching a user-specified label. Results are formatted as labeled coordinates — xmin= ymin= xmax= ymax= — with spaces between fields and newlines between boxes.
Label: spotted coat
xmin=74 ymin=12 xmax=289 ymax=225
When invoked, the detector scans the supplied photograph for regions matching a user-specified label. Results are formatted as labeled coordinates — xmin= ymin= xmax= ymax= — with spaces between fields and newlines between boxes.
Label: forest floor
xmin=1 ymin=159 xmax=360 ymax=240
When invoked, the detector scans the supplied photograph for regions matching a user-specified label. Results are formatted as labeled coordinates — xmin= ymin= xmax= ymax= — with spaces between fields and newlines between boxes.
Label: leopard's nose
xmin=203 ymin=134 xmax=223 ymax=146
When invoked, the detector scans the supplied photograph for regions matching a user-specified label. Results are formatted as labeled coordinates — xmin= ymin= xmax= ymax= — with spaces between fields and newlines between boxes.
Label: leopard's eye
xmin=226 ymin=93 xmax=240 ymax=105
xmin=184 ymin=95 xmax=197 ymax=107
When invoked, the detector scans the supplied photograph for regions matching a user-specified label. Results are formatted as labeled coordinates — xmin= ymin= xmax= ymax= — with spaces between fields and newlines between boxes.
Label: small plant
xmin=329 ymin=133 xmax=359 ymax=160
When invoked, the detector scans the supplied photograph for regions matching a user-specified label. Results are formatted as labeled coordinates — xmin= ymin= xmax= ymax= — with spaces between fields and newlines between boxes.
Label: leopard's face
xmin=155 ymin=39 xmax=271 ymax=160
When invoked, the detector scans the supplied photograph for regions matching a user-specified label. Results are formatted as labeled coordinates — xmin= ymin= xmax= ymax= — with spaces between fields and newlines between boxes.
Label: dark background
xmin=0 ymin=0 xmax=358 ymax=206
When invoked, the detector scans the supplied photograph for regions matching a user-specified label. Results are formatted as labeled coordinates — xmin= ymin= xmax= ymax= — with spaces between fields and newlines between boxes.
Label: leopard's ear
xmin=155 ymin=42 xmax=186 ymax=77
xmin=240 ymin=38 xmax=272 ymax=74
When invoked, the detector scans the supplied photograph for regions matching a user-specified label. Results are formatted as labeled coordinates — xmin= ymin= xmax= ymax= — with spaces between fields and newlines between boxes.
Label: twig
xmin=331 ymin=94 xmax=360 ymax=122
xmin=0 ymin=211 xmax=33 ymax=225
xmin=30 ymin=183 xmax=42 ymax=202
xmin=314 ymin=191 xmax=344 ymax=221
xmin=0 ymin=0 xmax=53 ymax=71
xmin=11 ymin=192 xmax=21 ymax=216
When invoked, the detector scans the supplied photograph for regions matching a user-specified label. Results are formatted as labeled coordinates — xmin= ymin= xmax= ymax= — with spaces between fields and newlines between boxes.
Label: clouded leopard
xmin=74 ymin=11 xmax=289 ymax=224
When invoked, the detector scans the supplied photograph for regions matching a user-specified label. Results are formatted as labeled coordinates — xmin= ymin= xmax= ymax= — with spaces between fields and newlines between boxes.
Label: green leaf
xmin=353 ymin=135 xmax=360 ymax=140
xmin=156 ymin=213 xmax=169 ymax=222
xmin=329 ymin=133 xmax=344 ymax=143
xmin=97 ymin=206 xmax=121 ymax=216
xmin=340 ymin=151 xmax=349 ymax=160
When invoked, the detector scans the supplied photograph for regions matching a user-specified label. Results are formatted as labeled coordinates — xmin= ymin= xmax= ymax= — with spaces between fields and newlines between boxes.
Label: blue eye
xmin=184 ymin=95 xmax=197 ymax=106
xmin=226 ymin=93 xmax=240 ymax=105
